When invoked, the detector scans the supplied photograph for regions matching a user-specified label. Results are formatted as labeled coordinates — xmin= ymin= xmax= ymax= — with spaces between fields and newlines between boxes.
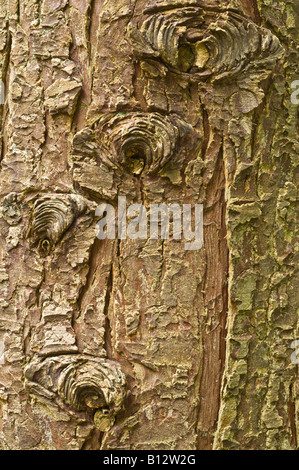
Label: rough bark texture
xmin=0 ymin=0 xmax=297 ymax=450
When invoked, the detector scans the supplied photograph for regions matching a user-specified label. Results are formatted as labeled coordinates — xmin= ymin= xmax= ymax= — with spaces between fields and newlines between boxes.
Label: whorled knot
xmin=30 ymin=194 xmax=86 ymax=252
xmin=129 ymin=7 xmax=205 ymax=72
xmin=96 ymin=112 xmax=193 ymax=176
xmin=130 ymin=8 xmax=284 ymax=80
xmin=71 ymin=112 xmax=201 ymax=200
xmin=25 ymin=356 xmax=127 ymax=431
xmin=194 ymin=12 xmax=284 ymax=81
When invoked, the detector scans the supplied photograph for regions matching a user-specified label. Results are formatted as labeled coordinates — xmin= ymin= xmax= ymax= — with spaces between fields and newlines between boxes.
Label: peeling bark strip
xmin=0 ymin=0 xmax=297 ymax=451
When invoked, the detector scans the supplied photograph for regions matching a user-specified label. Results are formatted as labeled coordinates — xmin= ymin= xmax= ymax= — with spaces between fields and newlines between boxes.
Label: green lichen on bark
xmin=214 ymin=0 xmax=298 ymax=450
xmin=0 ymin=0 xmax=297 ymax=451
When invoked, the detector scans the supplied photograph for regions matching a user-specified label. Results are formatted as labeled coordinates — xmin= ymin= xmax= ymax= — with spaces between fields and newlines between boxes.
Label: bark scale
xmin=0 ymin=0 xmax=297 ymax=450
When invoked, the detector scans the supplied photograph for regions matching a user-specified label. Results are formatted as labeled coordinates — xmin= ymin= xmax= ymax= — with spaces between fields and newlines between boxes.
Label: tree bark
xmin=0 ymin=0 xmax=297 ymax=450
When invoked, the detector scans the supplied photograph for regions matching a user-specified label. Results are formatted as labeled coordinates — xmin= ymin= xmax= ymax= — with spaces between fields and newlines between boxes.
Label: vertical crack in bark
xmin=87 ymin=0 xmax=102 ymax=102
xmin=133 ymin=173 xmax=145 ymax=205
xmin=132 ymin=62 xmax=148 ymax=112
xmin=74 ymin=238 xmax=101 ymax=321
xmin=81 ymin=429 xmax=103 ymax=450
xmin=288 ymin=382 xmax=298 ymax=449
xmin=252 ymin=0 xmax=262 ymax=24
xmin=214 ymin=163 xmax=229 ymax=444
xmin=0 ymin=32 xmax=11 ymax=165
xmin=201 ymin=102 xmax=210 ymax=160
xmin=87 ymin=0 xmax=96 ymax=60
xmin=251 ymin=74 xmax=274 ymax=166
xmin=103 ymin=260 xmax=114 ymax=359
xmin=16 ymin=0 xmax=20 ymax=23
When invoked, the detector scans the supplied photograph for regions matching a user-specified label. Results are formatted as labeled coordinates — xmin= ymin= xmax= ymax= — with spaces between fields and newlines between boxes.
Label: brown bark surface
xmin=0 ymin=0 xmax=297 ymax=450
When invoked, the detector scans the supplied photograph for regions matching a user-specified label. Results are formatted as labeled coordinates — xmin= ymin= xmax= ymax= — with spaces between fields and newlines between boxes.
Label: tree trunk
xmin=0 ymin=0 xmax=297 ymax=450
